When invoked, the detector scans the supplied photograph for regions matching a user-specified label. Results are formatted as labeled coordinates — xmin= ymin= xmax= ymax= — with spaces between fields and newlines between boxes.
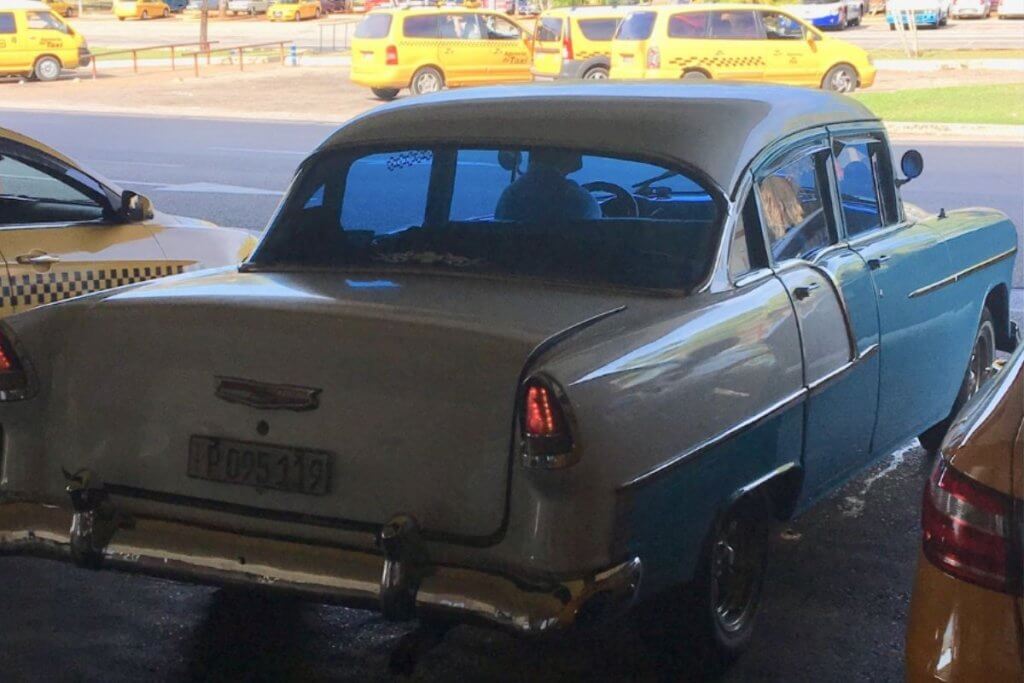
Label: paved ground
xmin=64 ymin=12 xmax=1024 ymax=52
xmin=0 ymin=110 xmax=1021 ymax=681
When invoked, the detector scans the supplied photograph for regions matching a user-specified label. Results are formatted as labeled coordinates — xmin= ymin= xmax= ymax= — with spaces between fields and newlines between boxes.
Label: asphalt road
xmin=0 ymin=110 xmax=1021 ymax=682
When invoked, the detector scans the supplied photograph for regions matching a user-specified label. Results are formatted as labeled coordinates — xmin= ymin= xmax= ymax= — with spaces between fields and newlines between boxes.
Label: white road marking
xmin=112 ymin=180 xmax=283 ymax=196
xmin=212 ymin=146 xmax=308 ymax=156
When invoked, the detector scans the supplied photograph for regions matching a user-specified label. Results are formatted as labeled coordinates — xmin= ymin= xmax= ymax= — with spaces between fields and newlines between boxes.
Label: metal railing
xmin=89 ymin=41 xmax=219 ymax=78
xmin=316 ymin=19 xmax=356 ymax=52
xmin=182 ymin=41 xmax=293 ymax=76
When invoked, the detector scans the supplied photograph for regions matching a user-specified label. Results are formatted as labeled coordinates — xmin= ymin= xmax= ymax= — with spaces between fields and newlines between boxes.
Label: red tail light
xmin=385 ymin=45 xmax=398 ymax=66
xmin=646 ymin=46 xmax=660 ymax=70
xmin=922 ymin=458 xmax=1021 ymax=595
xmin=520 ymin=378 xmax=577 ymax=469
xmin=561 ymin=25 xmax=573 ymax=61
xmin=0 ymin=327 xmax=28 ymax=400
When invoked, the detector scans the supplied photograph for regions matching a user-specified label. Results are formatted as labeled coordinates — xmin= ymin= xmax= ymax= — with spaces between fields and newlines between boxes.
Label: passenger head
xmin=529 ymin=148 xmax=584 ymax=176
xmin=760 ymin=175 xmax=804 ymax=239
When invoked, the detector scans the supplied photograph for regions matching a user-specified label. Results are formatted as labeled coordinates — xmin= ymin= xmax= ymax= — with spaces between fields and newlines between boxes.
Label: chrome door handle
xmin=868 ymin=255 xmax=890 ymax=270
xmin=793 ymin=282 xmax=820 ymax=300
xmin=16 ymin=253 xmax=61 ymax=265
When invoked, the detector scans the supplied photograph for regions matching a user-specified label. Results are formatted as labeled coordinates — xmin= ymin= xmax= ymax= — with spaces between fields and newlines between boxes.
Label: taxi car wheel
xmin=33 ymin=56 xmax=62 ymax=82
xmin=822 ymin=64 xmax=857 ymax=93
xmin=118 ymin=15 xmax=126 ymax=20
xmin=583 ymin=66 xmax=609 ymax=80
xmin=682 ymin=70 xmax=710 ymax=81
xmin=315 ymin=8 xmax=321 ymax=17
xmin=162 ymin=8 xmax=170 ymax=16
xmin=294 ymin=11 xmax=301 ymax=20
xmin=919 ymin=308 xmax=996 ymax=453
xmin=410 ymin=67 xmax=444 ymax=96
xmin=141 ymin=9 xmax=149 ymax=18
xmin=371 ymin=87 xmax=400 ymax=101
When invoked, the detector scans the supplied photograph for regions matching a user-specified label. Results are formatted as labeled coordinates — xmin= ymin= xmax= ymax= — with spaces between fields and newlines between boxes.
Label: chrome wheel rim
xmin=830 ymin=69 xmax=854 ymax=92
xmin=38 ymin=59 xmax=59 ymax=80
xmin=965 ymin=322 xmax=996 ymax=398
xmin=710 ymin=514 xmax=762 ymax=633
xmin=585 ymin=69 xmax=608 ymax=80
xmin=414 ymin=72 xmax=441 ymax=94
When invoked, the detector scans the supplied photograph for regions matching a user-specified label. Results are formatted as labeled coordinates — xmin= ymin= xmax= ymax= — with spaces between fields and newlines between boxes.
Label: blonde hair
xmin=759 ymin=175 xmax=804 ymax=241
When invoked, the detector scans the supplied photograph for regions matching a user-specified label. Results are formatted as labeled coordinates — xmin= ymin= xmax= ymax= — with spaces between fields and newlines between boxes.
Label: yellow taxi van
xmin=113 ymin=0 xmax=171 ymax=20
xmin=531 ymin=5 xmax=628 ymax=80
xmin=350 ymin=7 xmax=533 ymax=100
xmin=610 ymin=3 xmax=875 ymax=93
xmin=0 ymin=0 xmax=89 ymax=81
xmin=268 ymin=0 xmax=321 ymax=22
xmin=43 ymin=0 xmax=73 ymax=17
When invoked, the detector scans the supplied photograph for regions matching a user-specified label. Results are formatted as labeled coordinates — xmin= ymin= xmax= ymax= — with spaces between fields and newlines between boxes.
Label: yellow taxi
xmin=0 ymin=126 xmax=258 ymax=319
xmin=350 ymin=7 xmax=533 ymax=100
xmin=113 ymin=0 xmax=171 ymax=20
xmin=43 ymin=0 xmax=73 ymax=17
xmin=906 ymin=339 xmax=1023 ymax=682
xmin=268 ymin=0 xmax=321 ymax=22
xmin=610 ymin=3 xmax=876 ymax=93
xmin=0 ymin=1 xmax=89 ymax=81
xmin=531 ymin=5 xmax=628 ymax=80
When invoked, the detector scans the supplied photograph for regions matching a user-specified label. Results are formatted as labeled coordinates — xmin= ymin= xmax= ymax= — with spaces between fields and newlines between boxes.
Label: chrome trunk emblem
xmin=214 ymin=376 xmax=321 ymax=412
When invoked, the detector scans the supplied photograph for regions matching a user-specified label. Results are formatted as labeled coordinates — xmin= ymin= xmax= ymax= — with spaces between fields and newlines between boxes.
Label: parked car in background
xmin=531 ymin=5 xmax=629 ymax=80
xmin=998 ymin=0 xmax=1024 ymax=15
xmin=165 ymin=0 xmax=188 ymax=11
xmin=321 ymin=0 xmax=347 ymax=12
xmin=184 ymin=0 xmax=218 ymax=10
xmin=268 ymin=0 xmax=322 ymax=20
xmin=790 ymin=0 xmax=863 ymax=29
xmin=351 ymin=7 xmax=532 ymax=99
xmin=0 ymin=1 xmax=89 ymax=81
xmin=886 ymin=0 xmax=951 ymax=27
xmin=227 ymin=0 xmax=271 ymax=14
xmin=0 ymin=84 xmax=1017 ymax=670
xmin=950 ymin=0 xmax=992 ymax=16
xmin=610 ymin=4 xmax=876 ymax=92
xmin=906 ymin=342 xmax=1023 ymax=682
xmin=113 ymin=0 xmax=171 ymax=19
xmin=0 ymin=127 xmax=257 ymax=318
xmin=42 ymin=0 xmax=74 ymax=17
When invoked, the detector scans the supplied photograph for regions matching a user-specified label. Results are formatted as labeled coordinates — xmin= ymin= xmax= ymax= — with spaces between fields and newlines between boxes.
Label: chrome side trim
xmin=908 ymin=248 xmax=1017 ymax=299
xmin=620 ymin=388 xmax=808 ymax=490
xmin=807 ymin=343 xmax=878 ymax=397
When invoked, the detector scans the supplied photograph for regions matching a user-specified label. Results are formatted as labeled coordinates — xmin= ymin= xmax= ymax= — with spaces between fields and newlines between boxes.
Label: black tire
xmin=919 ymin=307 xmax=996 ymax=453
xmin=162 ymin=7 xmax=170 ymax=16
xmin=582 ymin=66 xmax=609 ymax=80
xmin=33 ymin=55 xmax=62 ymax=82
xmin=638 ymin=494 xmax=771 ymax=674
xmin=409 ymin=66 xmax=444 ymax=95
xmin=682 ymin=70 xmax=710 ymax=81
xmin=141 ymin=9 xmax=149 ymax=18
xmin=822 ymin=63 xmax=857 ymax=93
xmin=371 ymin=87 xmax=399 ymax=100
xmin=889 ymin=22 xmax=896 ymax=29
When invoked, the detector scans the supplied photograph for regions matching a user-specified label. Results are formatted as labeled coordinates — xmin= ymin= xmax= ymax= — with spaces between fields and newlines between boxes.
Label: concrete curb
xmin=875 ymin=58 xmax=1024 ymax=71
xmin=886 ymin=121 xmax=1024 ymax=142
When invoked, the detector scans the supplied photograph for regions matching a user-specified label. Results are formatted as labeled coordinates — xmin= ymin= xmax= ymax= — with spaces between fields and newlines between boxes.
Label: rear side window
xmin=403 ymin=14 xmax=437 ymax=38
xmin=757 ymin=151 xmax=834 ymax=262
xmin=616 ymin=11 xmax=657 ymax=40
xmin=0 ymin=12 xmax=15 ymax=33
xmin=536 ymin=17 xmax=562 ymax=42
xmin=576 ymin=18 xmax=618 ymax=41
xmin=707 ymin=10 xmax=762 ymax=39
xmin=668 ymin=12 xmax=708 ymax=38
xmin=355 ymin=13 xmax=392 ymax=38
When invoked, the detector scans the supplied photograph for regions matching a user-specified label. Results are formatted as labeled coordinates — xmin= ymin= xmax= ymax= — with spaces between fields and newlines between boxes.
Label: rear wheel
xmin=919 ymin=307 xmax=996 ymax=453
xmin=822 ymin=64 xmax=857 ymax=92
xmin=33 ymin=55 xmax=62 ymax=82
xmin=410 ymin=66 xmax=443 ymax=95
xmin=141 ymin=9 xmax=149 ymax=18
xmin=371 ymin=87 xmax=399 ymax=100
xmin=294 ymin=11 xmax=301 ymax=20
xmin=162 ymin=7 xmax=170 ymax=16
xmin=682 ymin=70 xmax=710 ymax=81
xmin=582 ymin=66 xmax=609 ymax=80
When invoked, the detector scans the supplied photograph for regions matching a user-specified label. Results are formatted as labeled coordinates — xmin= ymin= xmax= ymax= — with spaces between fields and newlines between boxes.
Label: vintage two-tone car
xmin=0 ymin=85 xmax=1018 ymax=666
xmin=0 ymin=127 xmax=258 ymax=318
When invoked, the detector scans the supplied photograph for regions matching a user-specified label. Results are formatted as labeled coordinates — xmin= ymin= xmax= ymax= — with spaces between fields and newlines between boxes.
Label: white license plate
xmin=188 ymin=436 xmax=332 ymax=496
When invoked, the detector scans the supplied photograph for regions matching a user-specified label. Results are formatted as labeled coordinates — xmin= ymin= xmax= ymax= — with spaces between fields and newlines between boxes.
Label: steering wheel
xmin=582 ymin=181 xmax=639 ymax=219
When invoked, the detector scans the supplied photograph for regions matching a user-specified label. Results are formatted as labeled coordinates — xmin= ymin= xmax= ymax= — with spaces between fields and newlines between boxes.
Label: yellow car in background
xmin=906 ymin=340 xmax=1023 ymax=682
xmin=351 ymin=7 xmax=533 ymax=100
xmin=113 ymin=0 xmax=171 ymax=20
xmin=610 ymin=3 xmax=876 ymax=92
xmin=43 ymin=0 xmax=74 ymax=17
xmin=0 ymin=127 xmax=258 ymax=319
xmin=268 ymin=0 xmax=321 ymax=21
xmin=531 ymin=5 xmax=628 ymax=80
xmin=0 ymin=2 xmax=89 ymax=81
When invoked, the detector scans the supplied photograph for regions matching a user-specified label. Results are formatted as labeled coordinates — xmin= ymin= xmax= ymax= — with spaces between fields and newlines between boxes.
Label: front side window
xmin=482 ymin=14 xmax=520 ymax=40
xmin=616 ymin=11 xmax=657 ymax=40
xmin=253 ymin=147 xmax=722 ymax=291
xmin=833 ymin=137 xmax=900 ymax=236
xmin=757 ymin=151 xmax=834 ymax=262
xmin=26 ymin=11 xmax=64 ymax=30
xmin=0 ymin=12 xmax=16 ymax=33
xmin=761 ymin=11 xmax=803 ymax=39
xmin=0 ymin=154 xmax=104 ymax=225
xmin=668 ymin=12 xmax=708 ymax=38
xmin=707 ymin=10 xmax=761 ymax=39
xmin=576 ymin=18 xmax=619 ymax=41
xmin=356 ymin=13 xmax=392 ymax=38
xmin=440 ymin=13 xmax=482 ymax=40
xmin=536 ymin=17 xmax=562 ymax=42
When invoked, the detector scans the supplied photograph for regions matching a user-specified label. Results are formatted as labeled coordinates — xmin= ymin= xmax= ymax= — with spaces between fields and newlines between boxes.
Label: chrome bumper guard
xmin=0 ymin=499 xmax=641 ymax=636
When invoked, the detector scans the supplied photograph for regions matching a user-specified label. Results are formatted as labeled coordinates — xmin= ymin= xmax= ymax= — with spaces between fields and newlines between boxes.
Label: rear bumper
xmin=350 ymin=66 xmax=408 ymax=89
xmin=0 ymin=499 xmax=642 ymax=636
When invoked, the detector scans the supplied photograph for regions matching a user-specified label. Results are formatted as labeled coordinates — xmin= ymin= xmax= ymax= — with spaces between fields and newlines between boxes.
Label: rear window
xmin=668 ymin=12 xmax=708 ymax=38
xmin=576 ymin=18 xmax=619 ymax=41
xmin=0 ymin=12 xmax=15 ymax=33
xmin=355 ymin=13 xmax=392 ymax=38
xmin=253 ymin=147 xmax=721 ymax=291
xmin=536 ymin=17 xmax=562 ymax=42
xmin=615 ymin=11 xmax=657 ymax=40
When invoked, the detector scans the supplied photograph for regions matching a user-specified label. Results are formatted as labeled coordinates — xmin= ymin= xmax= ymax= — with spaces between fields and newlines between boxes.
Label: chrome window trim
xmin=807 ymin=342 xmax=878 ymax=397
xmin=908 ymin=247 xmax=1018 ymax=299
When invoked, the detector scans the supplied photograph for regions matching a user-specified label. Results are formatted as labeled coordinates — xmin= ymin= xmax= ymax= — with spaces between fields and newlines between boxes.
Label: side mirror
xmin=121 ymin=190 xmax=154 ymax=222
xmin=898 ymin=149 xmax=923 ymax=186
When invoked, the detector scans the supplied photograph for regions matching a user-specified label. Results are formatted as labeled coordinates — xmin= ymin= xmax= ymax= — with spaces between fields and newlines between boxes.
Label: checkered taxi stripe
xmin=1 ymin=264 xmax=187 ymax=309
xmin=668 ymin=55 xmax=765 ymax=70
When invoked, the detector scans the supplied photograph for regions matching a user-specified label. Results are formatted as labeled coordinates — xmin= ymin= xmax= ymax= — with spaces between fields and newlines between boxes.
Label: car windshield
xmin=250 ymin=146 xmax=721 ymax=291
